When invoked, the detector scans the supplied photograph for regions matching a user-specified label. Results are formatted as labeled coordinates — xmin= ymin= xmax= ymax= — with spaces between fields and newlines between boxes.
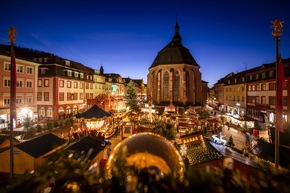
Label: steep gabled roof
xmin=252 ymin=141 xmax=290 ymax=169
xmin=149 ymin=22 xmax=199 ymax=69
xmin=15 ymin=133 xmax=66 ymax=158
xmin=66 ymin=136 xmax=107 ymax=160
xmin=75 ymin=104 xmax=112 ymax=119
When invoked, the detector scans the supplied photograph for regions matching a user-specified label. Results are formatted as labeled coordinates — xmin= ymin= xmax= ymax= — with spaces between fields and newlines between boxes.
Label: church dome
xmin=149 ymin=22 xmax=199 ymax=69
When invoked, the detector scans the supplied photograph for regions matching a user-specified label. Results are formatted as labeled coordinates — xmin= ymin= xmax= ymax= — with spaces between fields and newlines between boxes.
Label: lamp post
xmin=271 ymin=19 xmax=283 ymax=172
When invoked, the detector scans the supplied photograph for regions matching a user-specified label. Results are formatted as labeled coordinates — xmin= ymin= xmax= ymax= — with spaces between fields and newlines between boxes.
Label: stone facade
xmin=147 ymin=22 xmax=203 ymax=106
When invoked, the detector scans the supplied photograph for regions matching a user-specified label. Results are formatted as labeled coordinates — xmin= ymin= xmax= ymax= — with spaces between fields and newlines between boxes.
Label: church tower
xmin=147 ymin=22 xmax=203 ymax=106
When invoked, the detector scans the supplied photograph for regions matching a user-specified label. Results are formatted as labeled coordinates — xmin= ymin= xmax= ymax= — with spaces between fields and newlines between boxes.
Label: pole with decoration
xmin=9 ymin=27 xmax=17 ymax=180
xmin=271 ymin=19 xmax=283 ymax=172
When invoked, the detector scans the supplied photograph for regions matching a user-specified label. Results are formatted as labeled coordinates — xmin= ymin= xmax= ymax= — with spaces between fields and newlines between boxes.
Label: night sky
xmin=1 ymin=0 xmax=290 ymax=87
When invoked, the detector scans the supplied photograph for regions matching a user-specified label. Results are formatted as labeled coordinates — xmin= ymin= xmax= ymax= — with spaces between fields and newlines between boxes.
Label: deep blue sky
xmin=1 ymin=0 xmax=290 ymax=87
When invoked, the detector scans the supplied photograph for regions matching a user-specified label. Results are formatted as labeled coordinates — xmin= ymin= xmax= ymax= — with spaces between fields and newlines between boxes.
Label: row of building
xmin=0 ymin=44 xmax=146 ymax=129
xmin=211 ymin=58 xmax=290 ymax=131
xmin=0 ymin=22 xmax=210 ymax=130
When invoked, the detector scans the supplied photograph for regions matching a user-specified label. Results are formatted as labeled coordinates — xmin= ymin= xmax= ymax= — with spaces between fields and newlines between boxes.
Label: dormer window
xmin=65 ymin=60 xmax=70 ymax=66
xmin=74 ymin=72 xmax=79 ymax=78
xmin=40 ymin=68 xmax=48 ymax=75
xmin=67 ymin=70 xmax=72 ymax=77
xmin=269 ymin=71 xmax=274 ymax=77
xmin=80 ymin=73 xmax=84 ymax=79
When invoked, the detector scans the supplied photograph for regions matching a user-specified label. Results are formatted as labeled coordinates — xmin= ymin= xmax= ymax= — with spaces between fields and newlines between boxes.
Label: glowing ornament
xmin=106 ymin=132 xmax=185 ymax=181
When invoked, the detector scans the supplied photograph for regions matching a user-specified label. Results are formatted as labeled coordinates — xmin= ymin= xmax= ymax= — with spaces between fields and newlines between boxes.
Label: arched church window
xmin=163 ymin=71 xmax=169 ymax=100
xmin=173 ymin=71 xmax=180 ymax=101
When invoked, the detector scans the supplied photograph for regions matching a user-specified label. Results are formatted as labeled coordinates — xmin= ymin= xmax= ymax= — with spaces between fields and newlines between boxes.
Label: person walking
xmin=245 ymin=132 xmax=250 ymax=146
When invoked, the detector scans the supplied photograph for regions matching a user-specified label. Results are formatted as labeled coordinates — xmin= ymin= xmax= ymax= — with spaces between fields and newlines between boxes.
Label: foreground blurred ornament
xmin=106 ymin=132 xmax=185 ymax=181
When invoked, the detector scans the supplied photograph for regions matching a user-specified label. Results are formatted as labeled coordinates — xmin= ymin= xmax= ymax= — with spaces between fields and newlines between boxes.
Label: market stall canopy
xmin=165 ymin=103 xmax=176 ymax=112
xmin=75 ymin=104 xmax=112 ymax=119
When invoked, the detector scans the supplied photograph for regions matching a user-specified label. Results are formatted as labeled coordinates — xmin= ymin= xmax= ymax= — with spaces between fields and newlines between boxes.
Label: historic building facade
xmin=147 ymin=22 xmax=203 ymax=106
xmin=0 ymin=45 xmax=40 ymax=129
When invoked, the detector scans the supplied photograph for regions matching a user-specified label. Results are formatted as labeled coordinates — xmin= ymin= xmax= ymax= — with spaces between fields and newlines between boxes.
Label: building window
xmin=37 ymin=92 xmax=42 ymax=101
xmin=262 ymin=72 xmax=266 ymax=79
xmin=47 ymin=108 xmax=53 ymax=117
xmin=249 ymin=75 xmax=253 ymax=80
xmin=255 ymin=96 xmax=259 ymax=104
xmin=26 ymin=67 xmax=33 ymax=74
xmin=80 ymin=73 xmax=84 ymax=79
xmin=4 ymin=98 xmax=10 ymax=105
xmin=284 ymin=81 xmax=287 ymax=90
xmin=255 ymin=74 xmax=259 ymax=80
xmin=17 ymin=80 xmax=23 ymax=88
xmin=86 ymin=83 xmax=89 ymax=89
xmin=269 ymin=71 xmax=274 ymax=77
xmin=242 ymin=96 xmax=244 ymax=102
xmin=80 ymin=93 xmax=83 ymax=100
xmin=26 ymin=80 xmax=33 ymax=88
xmin=4 ymin=63 xmax=11 ymax=71
xmin=173 ymin=71 xmax=180 ymax=101
xmin=269 ymin=83 xmax=276 ymax=91
xmin=74 ymin=72 xmax=79 ymax=78
xmin=283 ymin=96 xmax=287 ymax=106
xmin=4 ymin=78 xmax=11 ymax=87
xmin=67 ymin=70 xmax=72 ymax=77
xmin=74 ymin=82 xmax=78 ymax=88
xmin=90 ymin=83 xmax=93 ymax=89
xmin=44 ymin=79 xmax=49 ymax=87
xmin=256 ymin=84 xmax=260 ymax=91
xmin=80 ymin=83 xmax=83 ymax=89
xmin=26 ymin=96 xmax=32 ymax=104
xmin=242 ymin=77 xmax=245 ymax=82
xmin=262 ymin=84 xmax=266 ymax=91
xmin=67 ymin=93 xmax=71 ymax=101
xmin=73 ymin=93 xmax=78 ymax=100
xmin=59 ymin=92 xmax=64 ymax=101
xmin=17 ymin=65 xmax=24 ymax=73
xmin=248 ymin=85 xmax=251 ymax=91
xmin=67 ymin=81 xmax=71 ymax=88
xmin=261 ymin=96 xmax=266 ymax=105
xmin=44 ymin=92 xmax=49 ymax=101
xmin=163 ymin=71 xmax=169 ymax=100
xmin=269 ymin=96 xmax=275 ymax=105
xmin=38 ymin=79 xmax=42 ymax=87
xmin=16 ymin=96 xmax=22 ymax=104
xmin=59 ymin=80 xmax=64 ymax=87
xmin=40 ymin=68 xmax=46 ymax=74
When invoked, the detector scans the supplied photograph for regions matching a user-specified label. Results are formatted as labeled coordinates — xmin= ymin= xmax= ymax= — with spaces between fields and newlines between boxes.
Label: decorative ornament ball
xmin=106 ymin=132 xmax=185 ymax=181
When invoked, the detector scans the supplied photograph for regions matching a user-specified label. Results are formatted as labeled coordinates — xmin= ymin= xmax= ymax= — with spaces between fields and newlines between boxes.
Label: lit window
xmin=17 ymin=65 xmax=24 ymax=73
xmin=26 ymin=67 xmax=33 ymax=74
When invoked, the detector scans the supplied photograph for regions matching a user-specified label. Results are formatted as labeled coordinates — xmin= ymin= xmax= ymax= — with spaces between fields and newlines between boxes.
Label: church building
xmin=147 ymin=22 xmax=204 ymax=106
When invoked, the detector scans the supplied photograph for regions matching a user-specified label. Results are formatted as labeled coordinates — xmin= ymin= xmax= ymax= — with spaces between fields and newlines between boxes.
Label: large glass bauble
xmin=106 ymin=132 xmax=185 ymax=181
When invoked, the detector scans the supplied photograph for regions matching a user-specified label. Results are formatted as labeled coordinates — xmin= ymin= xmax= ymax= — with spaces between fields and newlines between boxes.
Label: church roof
xmin=149 ymin=22 xmax=199 ymax=69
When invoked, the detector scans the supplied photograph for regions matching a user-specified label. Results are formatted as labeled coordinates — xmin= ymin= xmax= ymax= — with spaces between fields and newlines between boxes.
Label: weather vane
xmin=8 ymin=27 xmax=17 ymax=42
xmin=271 ymin=19 xmax=284 ymax=37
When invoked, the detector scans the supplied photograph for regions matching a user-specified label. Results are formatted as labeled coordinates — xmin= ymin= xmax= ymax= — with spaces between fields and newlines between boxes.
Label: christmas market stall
xmin=74 ymin=104 xmax=114 ymax=139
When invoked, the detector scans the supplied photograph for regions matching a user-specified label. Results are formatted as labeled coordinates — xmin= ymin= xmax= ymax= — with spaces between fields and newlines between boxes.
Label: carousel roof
xmin=75 ymin=104 xmax=112 ymax=119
